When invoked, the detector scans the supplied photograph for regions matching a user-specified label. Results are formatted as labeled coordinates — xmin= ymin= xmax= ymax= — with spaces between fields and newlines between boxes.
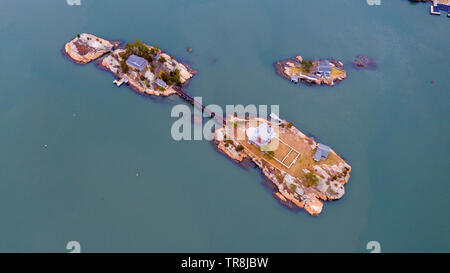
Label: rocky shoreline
xmin=213 ymin=117 xmax=351 ymax=216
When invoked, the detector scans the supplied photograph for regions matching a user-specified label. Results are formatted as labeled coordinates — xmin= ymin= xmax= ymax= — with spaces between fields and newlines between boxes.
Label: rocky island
xmin=213 ymin=116 xmax=351 ymax=216
xmin=274 ymin=56 xmax=346 ymax=86
xmin=64 ymin=34 xmax=194 ymax=96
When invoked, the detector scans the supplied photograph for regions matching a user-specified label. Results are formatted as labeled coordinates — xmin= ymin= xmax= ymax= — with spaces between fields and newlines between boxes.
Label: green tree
xmin=301 ymin=60 xmax=313 ymax=71
xmin=120 ymin=60 xmax=129 ymax=74
xmin=158 ymin=56 xmax=167 ymax=63
xmin=264 ymin=150 xmax=275 ymax=159
xmin=289 ymin=183 xmax=297 ymax=193
xmin=159 ymin=71 xmax=171 ymax=85
xmin=170 ymin=69 xmax=181 ymax=86
xmin=305 ymin=172 xmax=318 ymax=187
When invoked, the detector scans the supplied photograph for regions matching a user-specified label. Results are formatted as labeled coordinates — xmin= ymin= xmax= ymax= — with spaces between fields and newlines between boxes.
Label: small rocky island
xmin=214 ymin=115 xmax=351 ymax=216
xmin=274 ymin=56 xmax=347 ymax=86
xmin=64 ymin=33 xmax=194 ymax=96
xmin=64 ymin=33 xmax=120 ymax=64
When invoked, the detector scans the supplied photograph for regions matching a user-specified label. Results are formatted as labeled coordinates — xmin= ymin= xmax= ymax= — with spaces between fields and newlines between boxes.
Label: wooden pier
xmin=112 ymin=79 xmax=225 ymax=126
xmin=113 ymin=76 xmax=128 ymax=87
xmin=430 ymin=5 xmax=441 ymax=15
xmin=173 ymin=87 xmax=226 ymax=126
xmin=430 ymin=0 xmax=450 ymax=16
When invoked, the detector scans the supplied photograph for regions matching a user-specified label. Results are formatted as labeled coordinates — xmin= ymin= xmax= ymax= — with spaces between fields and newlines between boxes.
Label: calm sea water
xmin=0 ymin=0 xmax=448 ymax=252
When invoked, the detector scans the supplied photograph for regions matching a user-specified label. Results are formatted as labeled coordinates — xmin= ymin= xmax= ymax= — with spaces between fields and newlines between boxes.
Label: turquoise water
xmin=0 ymin=0 xmax=448 ymax=252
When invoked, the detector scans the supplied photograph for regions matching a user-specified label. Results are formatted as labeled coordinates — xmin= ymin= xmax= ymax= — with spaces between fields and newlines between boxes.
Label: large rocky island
xmin=214 ymin=116 xmax=351 ymax=216
xmin=64 ymin=33 xmax=194 ymax=96
xmin=275 ymin=56 xmax=347 ymax=86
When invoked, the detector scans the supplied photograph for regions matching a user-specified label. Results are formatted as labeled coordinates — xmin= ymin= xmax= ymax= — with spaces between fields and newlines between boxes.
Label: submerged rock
xmin=353 ymin=55 xmax=376 ymax=69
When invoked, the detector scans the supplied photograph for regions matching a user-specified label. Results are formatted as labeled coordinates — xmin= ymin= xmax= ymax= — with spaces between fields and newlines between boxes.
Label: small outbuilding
xmin=313 ymin=143 xmax=330 ymax=162
xmin=291 ymin=74 xmax=299 ymax=83
xmin=269 ymin=113 xmax=283 ymax=125
xmin=155 ymin=78 xmax=169 ymax=90
xmin=126 ymin=54 xmax=148 ymax=71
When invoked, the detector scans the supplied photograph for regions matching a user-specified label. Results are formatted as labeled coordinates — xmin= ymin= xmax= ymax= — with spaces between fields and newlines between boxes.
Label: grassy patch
xmin=330 ymin=66 xmax=344 ymax=78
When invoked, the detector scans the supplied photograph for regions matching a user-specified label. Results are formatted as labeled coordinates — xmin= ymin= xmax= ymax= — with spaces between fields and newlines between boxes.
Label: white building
xmin=246 ymin=123 xmax=276 ymax=146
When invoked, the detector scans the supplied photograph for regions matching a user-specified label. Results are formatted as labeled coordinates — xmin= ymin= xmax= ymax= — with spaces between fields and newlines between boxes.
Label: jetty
xmin=429 ymin=0 xmax=450 ymax=16
xmin=113 ymin=76 xmax=128 ymax=87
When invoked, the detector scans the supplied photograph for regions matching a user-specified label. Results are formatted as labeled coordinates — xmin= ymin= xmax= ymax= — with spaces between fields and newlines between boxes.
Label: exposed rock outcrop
xmin=64 ymin=33 xmax=118 ymax=64
xmin=353 ymin=55 xmax=376 ymax=69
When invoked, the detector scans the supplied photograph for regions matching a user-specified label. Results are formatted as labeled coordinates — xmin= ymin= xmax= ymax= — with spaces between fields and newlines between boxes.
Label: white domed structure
xmin=246 ymin=123 xmax=275 ymax=146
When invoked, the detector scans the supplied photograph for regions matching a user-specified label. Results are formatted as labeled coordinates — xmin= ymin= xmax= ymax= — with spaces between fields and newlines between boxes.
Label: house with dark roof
xmin=313 ymin=143 xmax=330 ymax=162
xmin=126 ymin=54 xmax=148 ymax=71
xmin=317 ymin=61 xmax=332 ymax=79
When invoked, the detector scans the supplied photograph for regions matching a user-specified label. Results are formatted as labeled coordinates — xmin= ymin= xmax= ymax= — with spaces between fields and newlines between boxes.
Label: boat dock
xmin=113 ymin=76 xmax=128 ymax=87
xmin=430 ymin=0 xmax=450 ymax=16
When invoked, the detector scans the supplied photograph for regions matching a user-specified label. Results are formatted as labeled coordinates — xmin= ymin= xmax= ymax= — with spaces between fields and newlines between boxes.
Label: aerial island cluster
xmin=63 ymin=33 xmax=351 ymax=216
xmin=214 ymin=115 xmax=351 ymax=216
xmin=274 ymin=56 xmax=347 ymax=86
